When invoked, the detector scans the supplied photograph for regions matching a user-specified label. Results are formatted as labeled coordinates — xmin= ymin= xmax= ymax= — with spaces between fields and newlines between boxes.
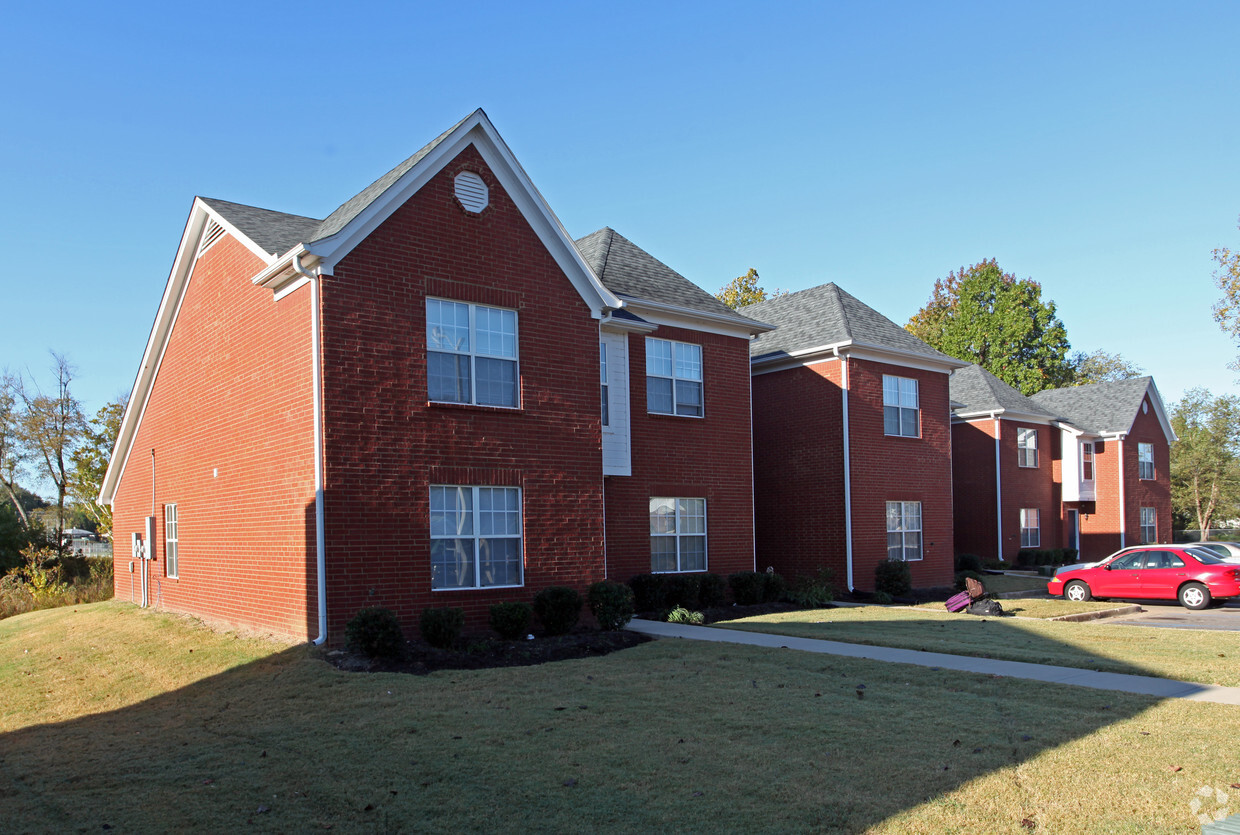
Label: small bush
xmin=588 ymin=581 xmax=634 ymax=631
xmin=419 ymin=607 xmax=464 ymax=650
xmin=762 ymin=571 xmax=786 ymax=603
xmin=666 ymin=606 xmax=705 ymax=625
xmin=534 ymin=586 xmax=582 ymax=636
xmin=728 ymin=571 xmax=766 ymax=605
xmin=874 ymin=559 xmax=912 ymax=597
xmin=628 ymin=573 xmax=667 ymax=612
xmin=787 ymin=567 xmax=835 ymax=607
xmin=698 ymin=573 xmax=727 ymax=608
xmin=663 ymin=574 xmax=701 ymax=609
xmin=1016 ymin=549 xmax=1036 ymax=567
xmin=872 ymin=591 xmax=893 ymax=605
xmin=954 ymin=553 xmax=984 ymax=573
xmin=489 ymin=601 xmax=532 ymax=640
xmin=346 ymin=607 xmax=405 ymax=658
xmin=954 ymin=570 xmax=985 ymax=592
xmin=1061 ymin=548 xmax=1079 ymax=564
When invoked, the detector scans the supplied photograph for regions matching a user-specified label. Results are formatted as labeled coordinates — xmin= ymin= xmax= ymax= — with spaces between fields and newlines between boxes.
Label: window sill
xmin=427 ymin=401 xmax=522 ymax=414
xmin=432 ymin=583 xmax=525 ymax=592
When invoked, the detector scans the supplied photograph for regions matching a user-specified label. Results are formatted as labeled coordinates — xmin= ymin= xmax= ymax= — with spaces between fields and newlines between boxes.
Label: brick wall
xmin=1123 ymin=395 xmax=1172 ymax=547
xmin=111 ymin=233 xmax=318 ymax=640
xmin=951 ymin=418 xmax=999 ymax=560
xmin=997 ymin=421 xmax=1059 ymax=561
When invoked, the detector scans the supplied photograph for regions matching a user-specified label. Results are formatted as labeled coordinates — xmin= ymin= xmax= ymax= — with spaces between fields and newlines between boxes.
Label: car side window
xmin=1142 ymin=551 xmax=1174 ymax=569
xmin=1165 ymin=554 xmax=1184 ymax=568
xmin=1111 ymin=554 xmax=1143 ymax=570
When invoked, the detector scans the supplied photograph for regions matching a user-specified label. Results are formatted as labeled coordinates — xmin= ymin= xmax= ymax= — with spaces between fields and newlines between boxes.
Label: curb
xmin=1049 ymin=604 xmax=1144 ymax=622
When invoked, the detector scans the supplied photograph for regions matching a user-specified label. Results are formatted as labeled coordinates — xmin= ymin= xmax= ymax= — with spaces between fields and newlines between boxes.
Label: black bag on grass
xmin=967 ymin=599 xmax=1004 ymax=617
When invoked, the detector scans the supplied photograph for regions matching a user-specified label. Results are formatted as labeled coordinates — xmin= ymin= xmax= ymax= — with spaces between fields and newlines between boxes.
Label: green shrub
xmin=762 ymin=571 xmax=786 ymax=603
xmin=954 ymin=570 xmax=985 ymax=592
xmin=628 ymin=573 xmax=667 ymax=612
xmin=489 ymin=601 xmax=532 ymax=640
xmin=874 ymin=559 xmax=912 ymax=597
xmin=588 ymin=581 xmax=634 ymax=631
xmin=728 ymin=571 xmax=766 ymax=605
xmin=663 ymin=573 xmax=701 ymax=609
xmin=954 ymin=553 xmax=984 ymax=573
xmin=1036 ymin=550 xmax=1054 ymax=566
xmin=872 ymin=591 xmax=893 ymax=605
xmin=1061 ymin=548 xmax=1079 ymax=565
xmin=419 ymin=607 xmax=464 ymax=650
xmin=534 ymin=586 xmax=582 ymax=636
xmin=1016 ymin=549 xmax=1036 ymax=567
xmin=666 ymin=606 xmax=705 ymax=625
xmin=698 ymin=573 xmax=727 ymax=608
xmin=787 ymin=567 xmax=835 ymax=607
xmin=346 ymin=607 xmax=406 ymax=658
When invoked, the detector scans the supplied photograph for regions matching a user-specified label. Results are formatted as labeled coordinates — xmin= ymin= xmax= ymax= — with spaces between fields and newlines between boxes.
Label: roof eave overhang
xmin=752 ymin=339 xmax=967 ymax=376
xmin=951 ymin=408 xmax=1058 ymax=426
xmin=620 ymin=297 xmax=772 ymax=339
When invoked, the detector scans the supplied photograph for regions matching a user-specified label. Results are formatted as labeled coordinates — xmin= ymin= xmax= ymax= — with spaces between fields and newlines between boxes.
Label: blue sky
xmin=4 ymin=1 xmax=1240 ymax=422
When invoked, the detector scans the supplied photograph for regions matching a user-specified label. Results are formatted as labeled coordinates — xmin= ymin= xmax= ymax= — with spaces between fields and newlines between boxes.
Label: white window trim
xmin=650 ymin=497 xmax=708 ymax=573
xmin=165 ymin=503 xmax=179 ymax=579
xmin=1140 ymin=506 xmax=1156 ymax=544
xmin=1017 ymin=428 xmax=1039 ymax=468
xmin=600 ymin=341 xmax=609 ymax=427
xmin=882 ymin=375 xmax=920 ymax=438
xmin=645 ymin=337 xmax=704 ymax=418
xmin=427 ymin=298 xmax=520 ymax=409
xmin=886 ymin=500 xmax=923 ymax=562
xmin=1138 ymin=443 xmax=1155 ymax=480
xmin=1020 ymin=508 xmax=1040 ymax=548
xmin=1081 ymin=442 xmax=1094 ymax=482
xmin=429 ymin=485 xmax=524 ymax=591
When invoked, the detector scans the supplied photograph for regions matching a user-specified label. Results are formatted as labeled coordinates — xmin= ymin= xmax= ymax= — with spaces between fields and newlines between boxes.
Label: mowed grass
xmin=2 ymin=604 xmax=1238 ymax=833
xmin=716 ymin=606 xmax=1240 ymax=686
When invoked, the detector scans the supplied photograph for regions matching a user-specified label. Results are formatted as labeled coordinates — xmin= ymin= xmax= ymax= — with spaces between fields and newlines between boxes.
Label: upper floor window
xmin=646 ymin=338 xmax=702 ymax=417
xmin=429 ymin=485 xmax=523 ymax=590
xmin=885 ymin=501 xmax=922 ymax=561
xmin=1081 ymin=442 xmax=1094 ymax=481
xmin=600 ymin=342 xmax=609 ymax=426
xmin=427 ymin=299 xmax=518 ymax=408
xmin=882 ymin=375 xmax=919 ymax=437
xmin=650 ymin=497 xmax=707 ymax=572
xmin=165 ymin=503 xmax=179 ymax=579
xmin=1138 ymin=443 xmax=1154 ymax=480
xmin=1017 ymin=428 xmax=1038 ymax=468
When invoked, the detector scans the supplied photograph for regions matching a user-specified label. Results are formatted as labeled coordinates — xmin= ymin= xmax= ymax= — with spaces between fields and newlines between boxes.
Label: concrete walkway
xmin=627 ymin=618 xmax=1240 ymax=705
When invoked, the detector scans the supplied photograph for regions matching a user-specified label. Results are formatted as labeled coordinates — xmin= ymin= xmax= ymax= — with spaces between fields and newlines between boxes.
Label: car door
xmin=1136 ymin=550 xmax=1187 ymax=599
xmin=1091 ymin=552 xmax=1146 ymax=598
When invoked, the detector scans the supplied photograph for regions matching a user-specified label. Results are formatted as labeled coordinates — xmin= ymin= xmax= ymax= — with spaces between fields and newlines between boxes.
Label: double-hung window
xmin=883 ymin=375 xmax=919 ymax=437
xmin=1140 ymin=507 xmax=1156 ymax=544
xmin=1020 ymin=508 xmax=1040 ymax=548
xmin=885 ymin=501 xmax=922 ymax=561
xmin=427 ymin=299 xmax=518 ymax=407
xmin=429 ymin=486 xmax=523 ymax=590
xmin=600 ymin=342 xmax=609 ymax=426
xmin=646 ymin=338 xmax=703 ymax=417
xmin=1081 ymin=442 xmax=1094 ymax=481
xmin=1017 ymin=428 xmax=1038 ymax=468
xmin=650 ymin=497 xmax=707 ymax=572
xmin=164 ymin=504 xmax=179 ymax=579
xmin=1138 ymin=443 xmax=1154 ymax=480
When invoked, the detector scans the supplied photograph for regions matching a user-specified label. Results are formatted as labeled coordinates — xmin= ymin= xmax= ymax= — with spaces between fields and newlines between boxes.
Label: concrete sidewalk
xmin=627 ymin=618 xmax=1240 ymax=705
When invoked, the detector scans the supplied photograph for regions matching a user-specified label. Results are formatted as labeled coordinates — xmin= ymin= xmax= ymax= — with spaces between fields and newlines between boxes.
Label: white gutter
xmin=993 ymin=413 xmax=1003 ymax=561
xmin=1117 ymin=438 xmax=1127 ymax=550
xmin=748 ymin=346 xmax=758 ymax=572
xmin=294 ymin=253 xmax=329 ymax=646
xmin=839 ymin=347 xmax=853 ymax=590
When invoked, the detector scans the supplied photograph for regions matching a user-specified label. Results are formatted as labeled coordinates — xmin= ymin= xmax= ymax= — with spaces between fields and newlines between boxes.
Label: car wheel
xmin=1179 ymin=583 xmax=1211 ymax=610
xmin=1064 ymin=580 xmax=1092 ymax=602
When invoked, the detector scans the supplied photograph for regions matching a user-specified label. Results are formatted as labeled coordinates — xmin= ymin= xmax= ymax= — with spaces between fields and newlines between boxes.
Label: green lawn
xmin=3 ymin=601 xmax=1237 ymax=833
xmin=977 ymin=573 xmax=1051 ymax=594
xmin=716 ymin=605 xmax=1240 ymax=686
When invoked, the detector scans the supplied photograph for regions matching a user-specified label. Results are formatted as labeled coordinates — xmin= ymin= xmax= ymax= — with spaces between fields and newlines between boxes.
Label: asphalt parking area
xmin=1104 ymin=600 xmax=1240 ymax=631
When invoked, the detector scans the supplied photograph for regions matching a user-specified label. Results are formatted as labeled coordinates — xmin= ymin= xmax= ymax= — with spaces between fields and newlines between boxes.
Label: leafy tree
xmin=0 ymin=375 xmax=31 ymax=529
xmin=716 ymin=268 xmax=785 ymax=310
xmin=907 ymin=259 xmax=1073 ymax=395
xmin=1170 ymin=388 xmax=1240 ymax=535
xmin=1069 ymin=349 xmax=1145 ymax=386
xmin=1212 ymin=217 xmax=1240 ymax=372
xmin=69 ymin=395 xmax=126 ymax=537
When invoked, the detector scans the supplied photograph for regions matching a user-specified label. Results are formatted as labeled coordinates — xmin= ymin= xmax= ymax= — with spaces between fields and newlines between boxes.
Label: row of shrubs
xmin=628 ymin=568 xmax=836 ymax=613
xmin=1015 ymin=548 xmax=1079 ymax=567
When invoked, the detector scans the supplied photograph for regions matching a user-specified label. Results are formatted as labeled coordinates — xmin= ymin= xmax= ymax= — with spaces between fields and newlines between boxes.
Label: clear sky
xmin=4 ymin=0 xmax=1240 ymax=422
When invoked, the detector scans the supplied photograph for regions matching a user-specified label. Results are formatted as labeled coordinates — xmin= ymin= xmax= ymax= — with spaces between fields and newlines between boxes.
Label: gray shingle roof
xmin=1029 ymin=376 xmax=1155 ymax=435
xmin=740 ymin=282 xmax=959 ymax=363
xmin=575 ymin=228 xmax=768 ymax=328
xmin=199 ymin=198 xmax=321 ymax=258
xmin=949 ymin=364 xmax=1058 ymax=417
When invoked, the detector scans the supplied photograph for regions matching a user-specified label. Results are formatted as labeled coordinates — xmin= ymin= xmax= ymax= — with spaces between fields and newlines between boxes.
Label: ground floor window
xmin=650 ymin=497 xmax=706 ymax=572
xmin=1140 ymin=506 xmax=1156 ymax=544
xmin=164 ymin=503 xmax=179 ymax=578
xmin=886 ymin=501 xmax=922 ymax=561
xmin=1020 ymin=508 xmax=1040 ymax=548
xmin=429 ymin=486 xmax=523 ymax=590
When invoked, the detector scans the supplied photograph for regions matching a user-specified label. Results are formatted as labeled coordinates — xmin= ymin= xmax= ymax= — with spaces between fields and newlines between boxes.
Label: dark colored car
xmin=1046 ymin=544 xmax=1240 ymax=610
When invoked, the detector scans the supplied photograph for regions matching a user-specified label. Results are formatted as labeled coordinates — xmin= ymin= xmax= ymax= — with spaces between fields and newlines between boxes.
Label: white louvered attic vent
xmin=454 ymin=171 xmax=489 ymax=213
xmin=198 ymin=218 xmax=226 ymax=257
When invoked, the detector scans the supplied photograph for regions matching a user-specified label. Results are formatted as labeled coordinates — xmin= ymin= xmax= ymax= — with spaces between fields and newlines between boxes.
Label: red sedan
xmin=1047 ymin=545 xmax=1240 ymax=610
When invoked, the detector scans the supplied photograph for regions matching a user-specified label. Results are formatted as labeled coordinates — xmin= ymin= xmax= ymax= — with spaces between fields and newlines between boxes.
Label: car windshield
xmin=1193 ymin=543 xmax=1228 ymax=557
xmin=1185 ymin=547 xmax=1227 ymax=565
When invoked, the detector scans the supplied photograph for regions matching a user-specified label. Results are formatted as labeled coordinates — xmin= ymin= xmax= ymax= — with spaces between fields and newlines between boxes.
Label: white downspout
xmin=992 ymin=414 xmax=1003 ymax=561
xmin=295 ymin=253 xmax=329 ymax=646
xmin=839 ymin=349 xmax=853 ymax=591
xmin=1117 ymin=438 xmax=1127 ymax=550
xmin=748 ymin=342 xmax=757 ymax=572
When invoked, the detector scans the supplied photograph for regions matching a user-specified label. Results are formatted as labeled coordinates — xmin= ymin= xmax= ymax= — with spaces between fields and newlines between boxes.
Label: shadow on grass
xmin=0 ymin=608 xmax=1202 ymax=833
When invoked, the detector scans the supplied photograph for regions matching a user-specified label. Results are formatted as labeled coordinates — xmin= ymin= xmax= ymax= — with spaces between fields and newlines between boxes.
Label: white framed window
xmin=427 ymin=299 xmax=519 ymax=408
xmin=1140 ymin=506 xmax=1156 ymax=544
xmin=645 ymin=338 xmax=703 ymax=417
xmin=1017 ymin=428 xmax=1038 ymax=468
xmin=164 ymin=503 xmax=179 ymax=579
xmin=1138 ymin=443 xmax=1154 ymax=480
xmin=1020 ymin=508 xmax=1040 ymax=548
xmin=650 ymin=497 xmax=707 ymax=572
xmin=429 ymin=486 xmax=523 ymax=590
xmin=1081 ymin=442 xmax=1094 ymax=482
xmin=883 ymin=375 xmax=919 ymax=437
xmin=885 ymin=501 xmax=922 ymax=561
xmin=600 ymin=342 xmax=609 ymax=426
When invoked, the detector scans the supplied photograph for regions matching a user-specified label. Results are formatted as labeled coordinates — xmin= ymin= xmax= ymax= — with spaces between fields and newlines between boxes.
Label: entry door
xmin=1067 ymin=510 xmax=1079 ymax=552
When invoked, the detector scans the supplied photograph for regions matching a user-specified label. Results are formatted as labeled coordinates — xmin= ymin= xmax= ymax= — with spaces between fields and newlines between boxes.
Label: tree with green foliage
xmin=0 ymin=375 xmax=31 ymax=530
xmin=906 ymin=259 xmax=1073 ymax=395
xmin=1170 ymin=388 xmax=1240 ymax=535
xmin=69 ymin=395 xmax=126 ymax=537
xmin=716 ymin=268 xmax=785 ymax=310
xmin=1212 ymin=217 xmax=1240 ymax=372
xmin=1069 ymin=349 xmax=1145 ymax=386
